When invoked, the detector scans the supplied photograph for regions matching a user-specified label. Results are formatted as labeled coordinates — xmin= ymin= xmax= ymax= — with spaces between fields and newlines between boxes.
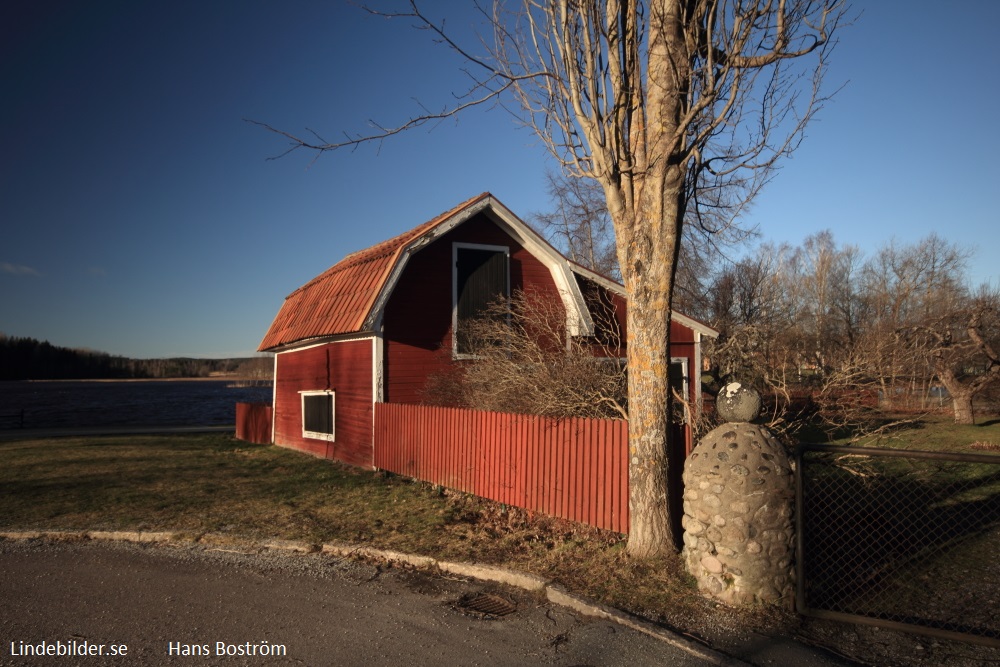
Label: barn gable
xmin=379 ymin=208 xmax=575 ymax=403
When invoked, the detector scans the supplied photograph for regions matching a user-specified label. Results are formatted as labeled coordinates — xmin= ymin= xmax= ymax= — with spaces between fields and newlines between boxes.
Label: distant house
xmin=258 ymin=193 xmax=717 ymax=467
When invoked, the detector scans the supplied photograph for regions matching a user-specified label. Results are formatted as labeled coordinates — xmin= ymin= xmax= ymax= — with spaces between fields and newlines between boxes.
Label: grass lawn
xmin=0 ymin=435 xmax=450 ymax=544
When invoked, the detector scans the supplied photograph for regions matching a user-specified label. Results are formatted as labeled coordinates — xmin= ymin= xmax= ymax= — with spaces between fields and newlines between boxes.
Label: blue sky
xmin=2 ymin=1 xmax=997 ymax=359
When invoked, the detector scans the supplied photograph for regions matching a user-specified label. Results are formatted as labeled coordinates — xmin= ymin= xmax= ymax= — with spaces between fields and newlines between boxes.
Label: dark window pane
xmin=456 ymin=248 xmax=508 ymax=354
xmin=304 ymin=394 xmax=333 ymax=434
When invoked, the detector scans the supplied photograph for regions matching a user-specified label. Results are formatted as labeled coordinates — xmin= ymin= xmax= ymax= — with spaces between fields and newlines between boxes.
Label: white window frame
xmin=300 ymin=390 xmax=335 ymax=441
xmin=670 ymin=357 xmax=690 ymax=424
xmin=452 ymin=242 xmax=510 ymax=359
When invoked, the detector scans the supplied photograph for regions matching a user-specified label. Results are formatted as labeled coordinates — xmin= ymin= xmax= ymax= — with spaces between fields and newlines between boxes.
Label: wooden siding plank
xmin=464 ymin=407 xmax=475 ymax=493
xmin=561 ymin=420 xmax=571 ymax=522
xmin=501 ymin=412 xmax=513 ymax=506
xmin=580 ymin=419 xmax=592 ymax=528
xmin=617 ymin=419 xmax=629 ymax=533
xmin=546 ymin=416 xmax=558 ymax=519
xmin=597 ymin=420 xmax=609 ymax=530
xmin=513 ymin=414 xmax=527 ymax=509
xmin=527 ymin=416 xmax=539 ymax=513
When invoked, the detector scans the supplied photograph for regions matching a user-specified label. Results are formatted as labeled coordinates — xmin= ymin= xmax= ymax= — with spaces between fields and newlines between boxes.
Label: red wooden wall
xmin=374 ymin=403 xmax=630 ymax=533
xmin=381 ymin=211 xmax=562 ymax=404
xmin=273 ymin=339 xmax=374 ymax=467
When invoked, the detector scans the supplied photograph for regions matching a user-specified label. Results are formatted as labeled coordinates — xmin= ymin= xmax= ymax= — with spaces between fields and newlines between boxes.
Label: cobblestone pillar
xmin=681 ymin=385 xmax=795 ymax=608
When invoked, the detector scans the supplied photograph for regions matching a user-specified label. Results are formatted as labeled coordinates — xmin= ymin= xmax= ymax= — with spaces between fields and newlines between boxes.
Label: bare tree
xmin=859 ymin=234 xmax=972 ymax=411
xmin=253 ymin=0 xmax=847 ymax=556
xmin=705 ymin=235 xmax=894 ymax=440
xmin=704 ymin=243 xmax=820 ymax=434
xmin=703 ymin=230 xmax=1000 ymax=435
xmin=906 ymin=288 xmax=1000 ymax=425
xmin=532 ymin=169 xmax=757 ymax=319
xmin=705 ymin=243 xmax=793 ymax=382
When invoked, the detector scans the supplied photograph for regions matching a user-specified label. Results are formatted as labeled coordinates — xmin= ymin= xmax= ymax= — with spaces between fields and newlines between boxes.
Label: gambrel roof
xmin=259 ymin=192 xmax=717 ymax=351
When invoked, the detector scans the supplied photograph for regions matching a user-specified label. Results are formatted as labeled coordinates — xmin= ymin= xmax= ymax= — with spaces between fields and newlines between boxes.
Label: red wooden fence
xmin=235 ymin=402 xmax=273 ymax=445
xmin=373 ymin=403 xmax=629 ymax=533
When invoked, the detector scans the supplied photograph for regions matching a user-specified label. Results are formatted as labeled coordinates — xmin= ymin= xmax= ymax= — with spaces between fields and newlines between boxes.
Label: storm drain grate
xmin=456 ymin=593 xmax=517 ymax=617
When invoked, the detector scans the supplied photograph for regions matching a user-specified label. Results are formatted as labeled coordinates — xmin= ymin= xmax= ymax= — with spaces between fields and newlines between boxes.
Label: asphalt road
xmin=0 ymin=539 xmax=723 ymax=667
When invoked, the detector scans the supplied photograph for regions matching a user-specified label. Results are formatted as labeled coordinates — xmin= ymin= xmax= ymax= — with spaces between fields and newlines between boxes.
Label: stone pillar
xmin=681 ymin=384 xmax=795 ymax=607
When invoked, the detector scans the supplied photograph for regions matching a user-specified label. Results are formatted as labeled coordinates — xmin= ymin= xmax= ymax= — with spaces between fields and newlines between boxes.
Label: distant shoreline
xmin=19 ymin=377 xmax=272 ymax=384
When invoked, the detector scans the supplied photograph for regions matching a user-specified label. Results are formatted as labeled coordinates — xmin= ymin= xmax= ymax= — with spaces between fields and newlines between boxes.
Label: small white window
xmin=301 ymin=390 xmax=335 ymax=441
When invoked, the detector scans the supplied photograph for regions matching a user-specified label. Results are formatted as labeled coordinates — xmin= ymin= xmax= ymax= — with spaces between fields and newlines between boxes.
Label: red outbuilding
xmin=258 ymin=193 xmax=717 ymax=467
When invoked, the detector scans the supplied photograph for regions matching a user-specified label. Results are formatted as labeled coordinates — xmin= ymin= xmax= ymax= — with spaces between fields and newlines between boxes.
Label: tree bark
xmin=935 ymin=361 xmax=975 ymax=423
xmin=936 ymin=363 xmax=978 ymax=424
xmin=623 ymin=225 xmax=679 ymax=555
xmin=927 ymin=307 xmax=1000 ymax=425
xmin=951 ymin=391 xmax=975 ymax=425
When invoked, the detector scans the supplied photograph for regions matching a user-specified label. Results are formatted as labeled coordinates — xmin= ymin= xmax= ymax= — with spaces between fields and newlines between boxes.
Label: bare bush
xmin=424 ymin=289 xmax=627 ymax=420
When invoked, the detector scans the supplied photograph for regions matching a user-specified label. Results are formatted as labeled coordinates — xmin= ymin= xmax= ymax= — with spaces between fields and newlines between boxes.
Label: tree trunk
xmin=618 ymin=179 xmax=686 ymax=557
xmin=951 ymin=391 xmax=975 ymax=425
xmin=936 ymin=365 xmax=977 ymax=425
xmin=624 ymin=279 xmax=675 ymax=556
xmin=614 ymin=0 xmax=690 ymax=558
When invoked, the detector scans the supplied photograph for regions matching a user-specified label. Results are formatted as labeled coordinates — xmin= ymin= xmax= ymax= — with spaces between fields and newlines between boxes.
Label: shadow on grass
xmin=799 ymin=450 xmax=1000 ymax=641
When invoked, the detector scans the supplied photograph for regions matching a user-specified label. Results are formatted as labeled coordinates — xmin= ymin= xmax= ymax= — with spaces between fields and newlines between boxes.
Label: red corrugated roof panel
xmin=259 ymin=193 xmax=491 ymax=350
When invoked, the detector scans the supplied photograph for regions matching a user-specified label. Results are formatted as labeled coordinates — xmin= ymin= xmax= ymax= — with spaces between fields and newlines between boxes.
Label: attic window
xmin=453 ymin=243 xmax=510 ymax=357
xmin=301 ymin=390 xmax=335 ymax=441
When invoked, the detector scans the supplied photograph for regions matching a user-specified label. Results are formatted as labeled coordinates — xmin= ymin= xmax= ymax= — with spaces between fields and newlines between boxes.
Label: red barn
xmin=258 ymin=193 xmax=716 ymax=467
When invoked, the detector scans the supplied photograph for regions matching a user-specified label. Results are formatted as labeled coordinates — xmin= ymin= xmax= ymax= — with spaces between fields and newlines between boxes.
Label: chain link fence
xmin=796 ymin=443 xmax=1000 ymax=647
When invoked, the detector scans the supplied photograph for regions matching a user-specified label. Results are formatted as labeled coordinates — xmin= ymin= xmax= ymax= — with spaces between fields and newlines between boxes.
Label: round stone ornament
xmin=715 ymin=382 xmax=762 ymax=423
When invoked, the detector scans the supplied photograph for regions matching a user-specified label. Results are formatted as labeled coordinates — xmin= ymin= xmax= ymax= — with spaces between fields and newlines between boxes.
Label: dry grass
xmin=970 ymin=441 xmax=1000 ymax=451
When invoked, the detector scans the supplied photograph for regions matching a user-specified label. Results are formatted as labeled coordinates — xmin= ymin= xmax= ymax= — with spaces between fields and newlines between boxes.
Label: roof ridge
xmin=339 ymin=192 xmax=492 ymax=264
xmin=288 ymin=192 xmax=493 ymax=297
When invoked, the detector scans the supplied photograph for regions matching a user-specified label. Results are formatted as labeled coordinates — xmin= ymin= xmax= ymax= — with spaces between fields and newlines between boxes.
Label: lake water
xmin=0 ymin=380 xmax=272 ymax=430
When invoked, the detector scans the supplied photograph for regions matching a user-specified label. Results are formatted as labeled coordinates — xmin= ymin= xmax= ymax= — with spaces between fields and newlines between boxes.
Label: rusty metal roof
xmin=259 ymin=192 xmax=491 ymax=351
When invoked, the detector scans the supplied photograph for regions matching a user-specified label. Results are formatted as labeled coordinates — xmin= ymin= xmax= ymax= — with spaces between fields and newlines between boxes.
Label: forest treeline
xmin=0 ymin=335 xmax=273 ymax=381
